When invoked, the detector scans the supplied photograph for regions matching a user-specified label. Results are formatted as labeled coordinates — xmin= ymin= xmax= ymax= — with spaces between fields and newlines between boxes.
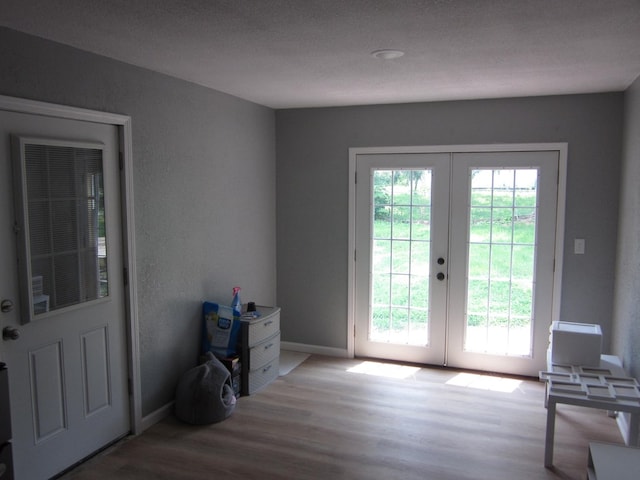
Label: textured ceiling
xmin=1 ymin=0 xmax=639 ymax=109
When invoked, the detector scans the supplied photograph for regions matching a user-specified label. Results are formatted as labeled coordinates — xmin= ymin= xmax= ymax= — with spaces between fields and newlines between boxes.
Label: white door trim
xmin=0 ymin=94 xmax=142 ymax=434
xmin=348 ymin=143 xmax=567 ymax=364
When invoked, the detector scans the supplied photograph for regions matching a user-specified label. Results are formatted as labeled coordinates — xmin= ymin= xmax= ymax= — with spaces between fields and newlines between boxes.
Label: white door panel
xmin=0 ymin=110 xmax=129 ymax=479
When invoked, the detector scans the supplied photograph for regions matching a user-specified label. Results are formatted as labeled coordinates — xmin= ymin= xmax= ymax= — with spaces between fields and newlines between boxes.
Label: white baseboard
xmin=140 ymin=401 xmax=174 ymax=431
xmin=280 ymin=341 xmax=350 ymax=358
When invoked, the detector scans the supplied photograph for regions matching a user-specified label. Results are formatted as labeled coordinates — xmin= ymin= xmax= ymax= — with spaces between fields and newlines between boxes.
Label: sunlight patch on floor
xmin=445 ymin=372 xmax=522 ymax=393
xmin=346 ymin=361 xmax=421 ymax=379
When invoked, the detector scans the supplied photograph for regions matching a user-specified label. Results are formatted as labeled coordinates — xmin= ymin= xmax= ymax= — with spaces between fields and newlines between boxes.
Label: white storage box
xmin=550 ymin=321 xmax=602 ymax=366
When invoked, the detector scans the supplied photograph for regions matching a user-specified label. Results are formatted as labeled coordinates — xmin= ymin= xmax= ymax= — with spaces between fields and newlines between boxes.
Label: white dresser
xmin=240 ymin=306 xmax=280 ymax=395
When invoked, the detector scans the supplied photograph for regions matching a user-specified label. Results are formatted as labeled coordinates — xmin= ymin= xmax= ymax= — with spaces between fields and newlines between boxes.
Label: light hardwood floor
xmin=63 ymin=355 xmax=624 ymax=479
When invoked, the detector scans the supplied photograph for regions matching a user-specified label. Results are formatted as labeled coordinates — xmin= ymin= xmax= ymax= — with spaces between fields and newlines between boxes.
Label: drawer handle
xmin=263 ymin=365 xmax=272 ymax=373
xmin=263 ymin=320 xmax=273 ymax=327
xmin=264 ymin=343 xmax=274 ymax=350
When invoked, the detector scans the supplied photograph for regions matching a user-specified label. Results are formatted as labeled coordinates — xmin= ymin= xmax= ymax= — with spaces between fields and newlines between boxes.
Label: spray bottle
xmin=231 ymin=287 xmax=241 ymax=315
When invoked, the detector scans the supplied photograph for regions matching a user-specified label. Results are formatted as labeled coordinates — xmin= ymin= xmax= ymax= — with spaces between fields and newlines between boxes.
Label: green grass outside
xmin=371 ymin=188 xmax=538 ymax=336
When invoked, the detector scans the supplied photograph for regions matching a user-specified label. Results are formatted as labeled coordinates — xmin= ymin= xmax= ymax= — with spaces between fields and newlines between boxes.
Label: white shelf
xmin=588 ymin=442 xmax=640 ymax=480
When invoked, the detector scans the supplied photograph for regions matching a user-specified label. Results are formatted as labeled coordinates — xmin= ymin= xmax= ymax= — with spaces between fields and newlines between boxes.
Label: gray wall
xmin=0 ymin=27 xmax=277 ymax=416
xmin=276 ymin=94 xmax=623 ymax=353
xmin=612 ymin=76 xmax=640 ymax=378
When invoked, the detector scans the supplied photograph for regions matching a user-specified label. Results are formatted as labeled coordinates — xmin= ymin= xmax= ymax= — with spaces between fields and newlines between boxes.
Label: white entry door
xmin=0 ymin=110 xmax=130 ymax=479
xmin=353 ymin=147 xmax=562 ymax=376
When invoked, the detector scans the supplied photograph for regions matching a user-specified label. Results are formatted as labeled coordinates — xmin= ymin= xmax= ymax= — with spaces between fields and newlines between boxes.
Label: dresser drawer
xmin=244 ymin=307 xmax=280 ymax=347
xmin=248 ymin=332 xmax=280 ymax=370
xmin=247 ymin=357 xmax=279 ymax=395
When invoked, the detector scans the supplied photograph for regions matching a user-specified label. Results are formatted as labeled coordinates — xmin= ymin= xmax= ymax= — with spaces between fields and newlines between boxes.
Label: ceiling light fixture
xmin=370 ymin=49 xmax=405 ymax=60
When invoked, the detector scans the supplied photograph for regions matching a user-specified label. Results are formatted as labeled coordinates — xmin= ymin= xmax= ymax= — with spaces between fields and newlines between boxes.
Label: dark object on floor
xmin=175 ymin=352 xmax=236 ymax=425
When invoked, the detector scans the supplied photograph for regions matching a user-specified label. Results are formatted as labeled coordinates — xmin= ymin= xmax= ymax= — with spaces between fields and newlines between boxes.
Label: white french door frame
xmin=347 ymin=143 xmax=567 ymax=367
xmin=0 ymin=94 xmax=142 ymax=434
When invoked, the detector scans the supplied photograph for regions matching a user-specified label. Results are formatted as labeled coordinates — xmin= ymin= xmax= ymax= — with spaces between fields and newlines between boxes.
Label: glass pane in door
xmin=15 ymin=139 xmax=109 ymax=322
xmin=370 ymin=169 xmax=432 ymax=345
xmin=465 ymin=168 xmax=538 ymax=356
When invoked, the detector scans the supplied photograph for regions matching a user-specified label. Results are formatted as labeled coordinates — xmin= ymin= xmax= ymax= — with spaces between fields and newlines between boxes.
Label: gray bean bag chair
xmin=175 ymin=352 xmax=237 ymax=424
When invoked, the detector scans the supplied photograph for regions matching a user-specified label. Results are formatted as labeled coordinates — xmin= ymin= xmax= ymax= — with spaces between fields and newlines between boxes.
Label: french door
xmin=352 ymin=146 xmax=563 ymax=376
xmin=354 ymin=153 xmax=450 ymax=365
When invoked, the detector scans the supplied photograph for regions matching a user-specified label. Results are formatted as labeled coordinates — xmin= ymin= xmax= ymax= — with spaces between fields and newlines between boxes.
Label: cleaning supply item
xmin=202 ymin=302 xmax=241 ymax=357
xmin=231 ymin=287 xmax=241 ymax=315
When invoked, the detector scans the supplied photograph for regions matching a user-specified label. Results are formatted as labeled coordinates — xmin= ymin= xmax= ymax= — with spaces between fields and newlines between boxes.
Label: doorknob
xmin=1 ymin=299 xmax=14 ymax=313
xmin=2 ymin=326 xmax=20 ymax=341
xmin=436 ymin=272 xmax=445 ymax=281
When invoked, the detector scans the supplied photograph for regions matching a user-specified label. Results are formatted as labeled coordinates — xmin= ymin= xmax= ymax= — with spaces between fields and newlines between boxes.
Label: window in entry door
xmin=12 ymin=137 xmax=109 ymax=322
xmin=370 ymin=168 xmax=432 ymax=346
xmin=465 ymin=168 xmax=538 ymax=356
